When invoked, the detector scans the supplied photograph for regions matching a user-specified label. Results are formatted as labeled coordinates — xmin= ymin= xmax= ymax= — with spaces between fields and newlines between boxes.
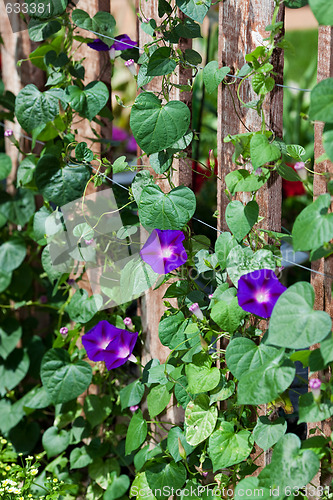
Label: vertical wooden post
xmin=309 ymin=26 xmax=333 ymax=496
xmin=217 ymin=0 xmax=284 ymax=472
xmin=137 ymin=1 xmax=192 ymax=427
xmin=217 ymin=0 xmax=283 ymax=233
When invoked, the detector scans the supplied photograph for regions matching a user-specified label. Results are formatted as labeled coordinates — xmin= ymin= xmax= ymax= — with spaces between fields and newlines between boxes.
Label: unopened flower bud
xmin=294 ymin=161 xmax=307 ymax=181
xmin=208 ymin=149 xmax=215 ymax=169
xmin=123 ymin=317 xmax=134 ymax=331
xmin=178 ymin=438 xmax=186 ymax=460
xmin=60 ymin=327 xmax=68 ymax=337
xmin=309 ymin=378 xmax=321 ymax=401
xmin=200 ymin=334 xmax=208 ymax=351
xmin=202 ymin=471 xmax=208 ymax=478
xmin=109 ymin=47 xmax=116 ymax=61
xmin=4 ymin=129 xmax=13 ymax=137
xmin=189 ymin=302 xmax=204 ymax=321
xmin=208 ymin=293 xmax=214 ymax=299
xmin=125 ymin=59 xmax=136 ymax=76
xmin=130 ymin=405 xmax=139 ymax=412
xmin=85 ymin=238 xmax=94 ymax=245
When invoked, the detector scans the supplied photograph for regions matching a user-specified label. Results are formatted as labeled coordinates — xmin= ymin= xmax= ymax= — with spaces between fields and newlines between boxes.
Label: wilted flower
xmin=237 ymin=269 xmax=287 ymax=318
xmin=82 ymin=320 xmax=138 ymax=370
xmin=60 ymin=327 xmax=68 ymax=336
xmin=309 ymin=378 xmax=322 ymax=401
xmin=189 ymin=302 xmax=204 ymax=321
xmin=140 ymin=229 xmax=187 ymax=274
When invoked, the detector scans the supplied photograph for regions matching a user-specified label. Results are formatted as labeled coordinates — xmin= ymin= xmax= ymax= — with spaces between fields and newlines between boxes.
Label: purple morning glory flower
xmin=237 ymin=269 xmax=287 ymax=319
xmin=82 ymin=320 xmax=138 ymax=370
xmin=140 ymin=229 xmax=187 ymax=274
xmin=112 ymin=34 xmax=137 ymax=51
xmin=87 ymin=38 xmax=110 ymax=51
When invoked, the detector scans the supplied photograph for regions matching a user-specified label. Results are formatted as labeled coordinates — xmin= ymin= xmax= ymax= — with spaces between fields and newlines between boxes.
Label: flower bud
xmin=109 ymin=47 xmax=116 ymax=61
xmin=125 ymin=59 xmax=136 ymax=76
xmin=189 ymin=302 xmax=204 ymax=320
xmin=178 ymin=438 xmax=186 ymax=460
xmin=85 ymin=238 xmax=94 ymax=245
xmin=309 ymin=378 xmax=321 ymax=401
xmin=130 ymin=405 xmax=139 ymax=412
xmin=60 ymin=327 xmax=68 ymax=337
xmin=123 ymin=317 xmax=134 ymax=331
xmin=4 ymin=129 xmax=13 ymax=137
xmin=294 ymin=161 xmax=307 ymax=181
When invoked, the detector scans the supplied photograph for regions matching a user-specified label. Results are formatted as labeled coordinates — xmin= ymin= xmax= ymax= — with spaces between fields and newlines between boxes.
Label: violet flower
xmin=60 ymin=327 xmax=68 ymax=336
xmin=140 ymin=229 xmax=187 ymax=274
xmin=82 ymin=320 xmax=138 ymax=370
xmin=130 ymin=405 xmax=139 ymax=412
xmin=4 ymin=129 xmax=13 ymax=137
xmin=309 ymin=378 xmax=321 ymax=401
xmin=237 ymin=269 xmax=286 ymax=319
xmin=87 ymin=38 xmax=110 ymax=51
xmin=88 ymin=34 xmax=137 ymax=52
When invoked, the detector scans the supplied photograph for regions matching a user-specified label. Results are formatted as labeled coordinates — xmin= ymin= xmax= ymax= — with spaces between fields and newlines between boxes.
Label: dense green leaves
xmin=139 ymin=185 xmax=196 ymax=230
xmin=41 ymin=349 xmax=92 ymax=404
xmin=0 ymin=318 xmax=22 ymax=359
xmin=130 ymin=92 xmax=191 ymax=155
xmin=268 ymin=282 xmax=332 ymax=349
xmin=72 ymin=10 xmax=116 ymax=40
xmin=28 ymin=19 xmax=62 ymax=42
xmin=67 ymin=290 xmax=103 ymax=323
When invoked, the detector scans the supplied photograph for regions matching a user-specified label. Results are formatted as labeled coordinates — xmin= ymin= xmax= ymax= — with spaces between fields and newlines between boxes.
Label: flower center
xmin=99 ymin=338 xmax=111 ymax=350
xmin=161 ymin=247 xmax=173 ymax=259
xmin=117 ymin=345 xmax=130 ymax=358
xmin=255 ymin=289 xmax=270 ymax=303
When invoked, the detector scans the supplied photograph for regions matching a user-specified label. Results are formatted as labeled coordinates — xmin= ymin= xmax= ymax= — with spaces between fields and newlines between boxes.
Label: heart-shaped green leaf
xmin=0 ymin=318 xmax=22 ymax=359
xmin=66 ymin=289 xmax=103 ymax=323
xmin=225 ymin=200 xmax=259 ymax=241
xmin=309 ymin=0 xmax=333 ymax=26
xmin=208 ymin=421 xmax=253 ymax=471
xmin=15 ymin=84 xmax=64 ymax=132
xmin=211 ymin=289 xmax=246 ymax=333
xmin=203 ymin=61 xmax=230 ymax=94
xmin=253 ymin=416 xmax=287 ymax=451
xmin=176 ymin=0 xmax=212 ymax=23
xmin=145 ymin=462 xmax=186 ymax=500
xmin=309 ymin=78 xmax=333 ymax=122
xmin=26 ymin=0 xmax=68 ymax=19
xmin=250 ymin=134 xmax=281 ymax=169
xmin=185 ymin=353 xmax=220 ymax=393
xmin=139 ymin=184 xmax=196 ymax=230
xmin=71 ymin=10 xmax=116 ymax=40
xmin=66 ymin=82 xmax=109 ymax=121
xmin=185 ymin=394 xmax=217 ymax=446
xmin=0 ymin=349 xmax=30 ymax=396
xmin=268 ymin=282 xmax=332 ymax=349
xmin=41 ymin=348 xmax=92 ymax=404
xmin=225 ymin=168 xmax=270 ymax=194
xmin=130 ymin=92 xmax=191 ymax=155
xmin=298 ymin=392 xmax=333 ymax=423
xmin=125 ymin=409 xmax=148 ymax=455
xmin=147 ymin=47 xmax=176 ymax=76
xmin=35 ymin=154 xmax=91 ymax=206
xmin=28 ymin=18 xmax=61 ymax=42
xmin=0 ymin=236 xmax=26 ymax=272
xmin=292 ymin=194 xmax=333 ymax=251
xmin=226 ymin=247 xmax=276 ymax=286
xmin=0 ymin=154 xmax=12 ymax=181
xmin=42 ymin=426 xmax=70 ymax=458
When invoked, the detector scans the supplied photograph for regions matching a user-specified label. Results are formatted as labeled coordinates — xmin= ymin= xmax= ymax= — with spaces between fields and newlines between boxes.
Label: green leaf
xmin=211 ymin=291 xmax=246 ymax=333
xmin=277 ymin=162 xmax=302 ymax=181
xmin=298 ymin=392 xmax=333 ymax=423
xmin=120 ymin=380 xmax=145 ymax=411
xmin=147 ymin=384 xmax=171 ymax=418
xmin=208 ymin=421 xmax=253 ymax=471
xmin=320 ymin=333 xmax=333 ymax=365
xmin=17 ymin=155 xmax=37 ymax=187
xmin=15 ymin=85 xmax=64 ymax=132
xmin=292 ymin=194 xmax=333 ymax=251
xmin=176 ymin=0 xmax=212 ymax=23
xmin=309 ymin=0 xmax=333 ymax=25
xmin=145 ymin=462 xmax=186 ymax=500
xmin=89 ymin=458 xmax=120 ymax=490
xmin=0 ymin=270 xmax=12 ymax=293
xmin=132 ymin=170 xmax=155 ymax=205
xmin=309 ymin=78 xmax=333 ymax=122
xmin=24 ymin=386 xmax=53 ymax=409
xmin=70 ymin=446 xmax=94 ymax=469
xmin=185 ymin=353 xmax=220 ymax=394
xmin=284 ymin=0 xmax=308 ymax=7
xmin=0 ymin=237 xmax=26 ymax=272
xmin=84 ymin=394 xmax=112 ymax=428
xmin=159 ymin=312 xmax=198 ymax=350
xmin=286 ymin=144 xmax=306 ymax=160
xmin=113 ymin=156 xmax=128 ymax=174
xmin=125 ymin=409 xmax=147 ymax=455
xmin=214 ymin=232 xmax=238 ymax=269
xmin=225 ymin=200 xmax=259 ymax=241
xmin=167 ymin=427 xmax=194 ymax=462
xmin=26 ymin=0 xmax=68 ymax=19
xmin=28 ymin=18 xmax=61 ymax=42
xmin=72 ymin=10 xmax=116 ymax=41
xmin=234 ymin=478 xmax=271 ymax=500
xmin=35 ymin=154 xmax=91 ymax=206
xmin=67 ymin=289 xmax=103 ymax=323
xmin=104 ymin=474 xmax=130 ymax=500
xmin=42 ymin=426 xmax=70 ymax=458
xmin=323 ymin=123 xmax=333 ymax=161
xmin=139 ymin=184 xmax=196 ymax=230
xmin=268 ymin=282 xmax=332 ymax=349
xmin=226 ymin=337 xmax=280 ymax=380
xmin=75 ymin=142 xmax=94 ymax=162
xmin=250 ymin=134 xmax=281 ymax=169
xmin=150 ymin=151 xmax=173 ymax=174
xmin=209 ymin=378 xmax=235 ymax=404
xmin=226 ymin=246 xmax=276 ymax=286
xmin=253 ymin=416 xmax=287 ymax=451
xmin=225 ymin=168 xmax=270 ymax=194
xmin=66 ymin=82 xmax=109 ymax=121
xmin=147 ymin=47 xmax=176 ymax=76
xmin=203 ymin=61 xmax=230 ymax=94
xmin=0 ymin=349 xmax=30 ymax=396
xmin=41 ymin=348 xmax=92 ymax=404
xmin=184 ymin=49 xmax=202 ymax=65
xmin=252 ymin=73 xmax=275 ymax=95
xmin=185 ymin=394 xmax=217 ymax=446
xmin=258 ymin=434 xmax=319 ymax=491
xmin=130 ymin=92 xmax=191 ymax=155
xmin=0 ymin=154 xmax=12 ymax=181
xmin=174 ymin=19 xmax=201 ymax=39
xmin=117 ymin=257 xmax=159 ymax=302
xmin=0 ymin=318 xmax=22 ymax=359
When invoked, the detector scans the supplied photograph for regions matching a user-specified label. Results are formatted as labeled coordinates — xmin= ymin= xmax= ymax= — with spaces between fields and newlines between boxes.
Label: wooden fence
xmin=0 ymin=0 xmax=332 ymax=489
